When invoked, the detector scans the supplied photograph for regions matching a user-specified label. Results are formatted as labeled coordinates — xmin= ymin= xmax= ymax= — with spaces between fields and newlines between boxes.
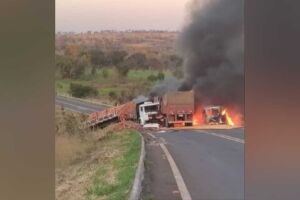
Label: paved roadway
xmin=55 ymin=96 xmax=244 ymax=199
xmin=55 ymin=96 xmax=108 ymax=114
xmin=155 ymin=128 xmax=244 ymax=200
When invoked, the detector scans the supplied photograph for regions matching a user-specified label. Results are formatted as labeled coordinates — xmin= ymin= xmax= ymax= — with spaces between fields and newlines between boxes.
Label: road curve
xmin=55 ymin=96 xmax=244 ymax=199
xmin=155 ymin=128 xmax=244 ymax=200
xmin=55 ymin=96 xmax=108 ymax=114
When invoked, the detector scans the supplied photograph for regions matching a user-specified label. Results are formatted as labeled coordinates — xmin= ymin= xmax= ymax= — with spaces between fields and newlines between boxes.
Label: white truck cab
xmin=138 ymin=101 xmax=160 ymax=128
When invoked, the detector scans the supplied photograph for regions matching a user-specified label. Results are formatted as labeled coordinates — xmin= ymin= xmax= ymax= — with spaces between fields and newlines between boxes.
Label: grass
xmin=55 ymin=106 xmax=142 ymax=200
xmin=55 ymin=68 xmax=170 ymax=103
xmin=85 ymin=130 xmax=141 ymax=200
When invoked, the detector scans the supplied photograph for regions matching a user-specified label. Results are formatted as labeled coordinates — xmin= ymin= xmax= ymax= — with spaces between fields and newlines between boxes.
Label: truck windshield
xmin=144 ymin=105 xmax=158 ymax=113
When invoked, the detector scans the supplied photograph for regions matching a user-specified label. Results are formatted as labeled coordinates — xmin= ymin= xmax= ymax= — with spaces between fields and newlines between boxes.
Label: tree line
xmin=56 ymin=44 xmax=184 ymax=79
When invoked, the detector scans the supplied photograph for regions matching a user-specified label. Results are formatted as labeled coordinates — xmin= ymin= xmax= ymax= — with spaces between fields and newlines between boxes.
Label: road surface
xmin=152 ymin=128 xmax=244 ymax=200
xmin=55 ymin=96 xmax=108 ymax=114
xmin=55 ymin=96 xmax=244 ymax=199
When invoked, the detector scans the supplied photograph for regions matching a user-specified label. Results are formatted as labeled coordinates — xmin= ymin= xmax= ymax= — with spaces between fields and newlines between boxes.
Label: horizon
xmin=56 ymin=0 xmax=190 ymax=33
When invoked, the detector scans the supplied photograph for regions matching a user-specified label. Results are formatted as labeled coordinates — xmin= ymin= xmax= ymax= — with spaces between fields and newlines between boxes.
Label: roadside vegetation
xmin=55 ymin=31 xmax=183 ymax=104
xmin=55 ymin=107 xmax=141 ymax=200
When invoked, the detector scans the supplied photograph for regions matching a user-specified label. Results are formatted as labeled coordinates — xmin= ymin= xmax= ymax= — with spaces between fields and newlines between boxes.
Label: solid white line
xmin=146 ymin=132 xmax=157 ymax=139
xmin=202 ymin=131 xmax=244 ymax=144
xmin=160 ymin=143 xmax=192 ymax=200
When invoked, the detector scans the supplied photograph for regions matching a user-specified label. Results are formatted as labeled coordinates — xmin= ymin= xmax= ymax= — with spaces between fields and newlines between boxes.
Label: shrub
xmin=108 ymin=91 xmax=117 ymax=100
xmin=157 ymin=72 xmax=165 ymax=81
xmin=147 ymin=74 xmax=157 ymax=82
xmin=102 ymin=68 xmax=109 ymax=78
xmin=69 ymin=83 xmax=98 ymax=98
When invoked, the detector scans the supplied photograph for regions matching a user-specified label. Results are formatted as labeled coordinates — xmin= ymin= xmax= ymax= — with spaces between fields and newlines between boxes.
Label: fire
xmin=222 ymin=109 xmax=235 ymax=126
xmin=193 ymin=105 xmax=243 ymax=127
xmin=222 ymin=108 xmax=244 ymax=127
xmin=193 ymin=106 xmax=204 ymax=126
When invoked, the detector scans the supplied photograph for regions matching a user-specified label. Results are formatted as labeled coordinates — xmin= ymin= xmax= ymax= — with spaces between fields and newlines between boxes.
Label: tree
xmin=65 ymin=44 xmax=81 ymax=58
xmin=126 ymin=53 xmax=147 ymax=69
xmin=148 ymin=57 xmax=162 ymax=70
xmin=89 ymin=49 xmax=106 ymax=67
xmin=169 ymin=54 xmax=183 ymax=67
xmin=56 ymin=55 xmax=72 ymax=79
xmin=110 ymin=50 xmax=128 ymax=66
xmin=116 ymin=63 xmax=130 ymax=77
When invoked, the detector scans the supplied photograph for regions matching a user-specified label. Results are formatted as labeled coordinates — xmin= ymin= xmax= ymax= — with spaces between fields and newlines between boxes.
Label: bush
xmin=157 ymin=72 xmax=165 ymax=81
xmin=108 ymin=91 xmax=117 ymax=100
xmin=69 ymin=83 xmax=98 ymax=98
xmin=102 ymin=68 xmax=109 ymax=78
xmin=147 ymin=74 xmax=157 ymax=82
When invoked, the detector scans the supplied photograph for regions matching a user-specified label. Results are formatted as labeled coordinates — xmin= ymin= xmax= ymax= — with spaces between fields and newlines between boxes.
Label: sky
xmin=56 ymin=0 xmax=190 ymax=32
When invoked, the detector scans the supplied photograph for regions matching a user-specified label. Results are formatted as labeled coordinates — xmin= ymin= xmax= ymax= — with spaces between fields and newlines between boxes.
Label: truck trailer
xmin=160 ymin=90 xmax=195 ymax=127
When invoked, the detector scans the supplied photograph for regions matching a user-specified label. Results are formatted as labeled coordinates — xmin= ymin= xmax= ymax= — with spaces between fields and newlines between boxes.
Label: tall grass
xmin=85 ymin=130 xmax=141 ymax=200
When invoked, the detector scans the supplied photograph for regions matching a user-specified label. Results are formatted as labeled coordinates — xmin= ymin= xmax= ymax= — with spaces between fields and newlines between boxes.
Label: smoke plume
xmin=178 ymin=0 xmax=244 ymax=111
xmin=149 ymin=77 xmax=181 ymax=97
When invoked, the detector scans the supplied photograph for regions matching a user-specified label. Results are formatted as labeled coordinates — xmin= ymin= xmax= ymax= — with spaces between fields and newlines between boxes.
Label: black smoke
xmin=178 ymin=0 xmax=244 ymax=111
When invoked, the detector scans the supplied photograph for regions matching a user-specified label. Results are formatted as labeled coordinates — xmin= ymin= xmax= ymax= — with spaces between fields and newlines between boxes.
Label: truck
xmin=202 ymin=105 xmax=226 ymax=124
xmin=138 ymin=101 xmax=160 ymax=128
xmin=160 ymin=90 xmax=195 ymax=127
xmin=86 ymin=90 xmax=233 ymax=129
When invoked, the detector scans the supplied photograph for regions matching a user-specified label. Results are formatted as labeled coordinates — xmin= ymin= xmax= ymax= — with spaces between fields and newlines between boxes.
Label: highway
xmin=55 ymin=96 xmax=244 ymax=199
xmin=55 ymin=96 xmax=109 ymax=114
xmin=152 ymin=128 xmax=244 ymax=200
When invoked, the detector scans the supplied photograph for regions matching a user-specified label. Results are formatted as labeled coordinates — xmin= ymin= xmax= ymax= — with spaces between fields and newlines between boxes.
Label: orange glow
xmin=222 ymin=108 xmax=243 ymax=127
xmin=193 ymin=106 xmax=204 ymax=126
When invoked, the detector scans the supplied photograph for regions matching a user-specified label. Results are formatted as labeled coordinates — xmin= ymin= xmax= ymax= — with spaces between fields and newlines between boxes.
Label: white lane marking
xmin=160 ymin=143 xmax=192 ymax=200
xmin=146 ymin=132 xmax=157 ymax=139
xmin=202 ymin=131 xmax=244 ymax=144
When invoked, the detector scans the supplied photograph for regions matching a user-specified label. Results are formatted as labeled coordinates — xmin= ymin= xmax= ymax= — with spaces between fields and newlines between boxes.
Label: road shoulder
xmin=141 ymin=132 xmax=181 ymax=200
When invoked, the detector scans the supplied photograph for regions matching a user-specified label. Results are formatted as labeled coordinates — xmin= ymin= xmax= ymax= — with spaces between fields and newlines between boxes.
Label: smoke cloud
xmin=178 ymin=0 xmax=244 ymax=111
xmin=149 ymin=77 xmax=181 ymax=97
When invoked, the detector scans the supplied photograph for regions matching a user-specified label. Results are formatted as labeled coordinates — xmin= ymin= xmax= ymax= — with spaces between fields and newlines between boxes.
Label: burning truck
xmin=85 ymin=90 xmax=239 ymax=129
xmin=137 ymin=90 xmax=237 ymax=128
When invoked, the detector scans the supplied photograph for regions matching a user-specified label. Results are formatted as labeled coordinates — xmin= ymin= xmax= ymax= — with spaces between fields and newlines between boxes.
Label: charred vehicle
xmin=203 ymin=106 xmax=226 ymax=124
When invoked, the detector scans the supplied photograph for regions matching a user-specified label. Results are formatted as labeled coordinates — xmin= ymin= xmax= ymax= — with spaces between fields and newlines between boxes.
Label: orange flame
xmin=193 ymin=106 xmax=204 ymax=126
xmin=222 ymin=108 xmax=244 ymax=126
xmin=222 ymin=109 xmax=235 ymax=126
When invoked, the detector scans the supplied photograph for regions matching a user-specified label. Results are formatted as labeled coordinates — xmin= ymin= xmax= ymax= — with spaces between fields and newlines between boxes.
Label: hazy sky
xmin=56 ymin=0 xmax=190 ymax=32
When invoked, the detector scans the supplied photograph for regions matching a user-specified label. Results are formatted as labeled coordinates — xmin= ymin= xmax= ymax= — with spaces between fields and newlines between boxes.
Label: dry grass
xmin=55 ymin=107 xmax=141 ymax=200
xmin=55 ymin=134 xmax=95 ymax=169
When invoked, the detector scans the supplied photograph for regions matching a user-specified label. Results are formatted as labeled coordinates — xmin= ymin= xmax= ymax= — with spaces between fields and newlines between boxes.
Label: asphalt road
xmin=55 ymin=97 xmax=244 ymax=199
xmin=155 ymin=128 xmax=244 ymax=200
xmin=55 ymin=96 xmax=108 ymax=114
